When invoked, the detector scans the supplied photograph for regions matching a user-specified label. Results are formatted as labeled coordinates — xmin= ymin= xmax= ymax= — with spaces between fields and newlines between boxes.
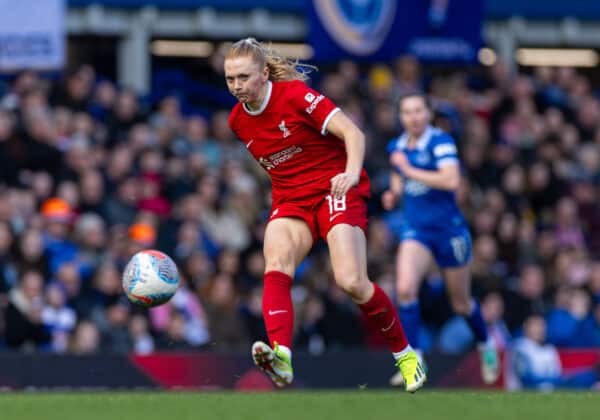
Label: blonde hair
xmin=225 ymin=38 xmax=316 ymax=82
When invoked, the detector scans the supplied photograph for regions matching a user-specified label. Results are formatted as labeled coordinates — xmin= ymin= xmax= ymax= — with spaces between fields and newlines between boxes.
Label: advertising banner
xmin=0 ymin=0 xmax=65 ymax=71
xmin=309 ymin=0 xmax=483 ymax=63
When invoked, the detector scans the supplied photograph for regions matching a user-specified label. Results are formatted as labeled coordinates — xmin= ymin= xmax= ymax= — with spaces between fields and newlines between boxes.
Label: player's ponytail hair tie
xmin=226 ymin=37 xmax=317 ymax=82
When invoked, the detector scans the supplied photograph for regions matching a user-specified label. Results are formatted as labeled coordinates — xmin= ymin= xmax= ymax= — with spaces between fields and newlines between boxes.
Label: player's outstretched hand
xmin=330 ymin=172 xmax=359 ymax=199
xmin=381 ymin=190 xmax=398 ymax=210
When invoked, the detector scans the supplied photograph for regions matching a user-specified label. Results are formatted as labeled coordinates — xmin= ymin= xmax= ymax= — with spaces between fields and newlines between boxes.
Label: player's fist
xmin=390 ymin=151 xmax=410 ymax=173
xmin=330 ymin=172 xmax=359 ymax=199
xmin=381 ymin=190 xmax=398 ymax=210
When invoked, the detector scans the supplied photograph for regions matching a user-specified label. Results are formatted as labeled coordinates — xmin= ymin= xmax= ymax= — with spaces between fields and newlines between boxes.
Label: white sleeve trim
xmin=437 ymin=157 xmax=459 ymax=167
xmin=433 ymin=143 xmax=457 ymax=157
xmin=321 ymin=107 xmax=341 ymax=135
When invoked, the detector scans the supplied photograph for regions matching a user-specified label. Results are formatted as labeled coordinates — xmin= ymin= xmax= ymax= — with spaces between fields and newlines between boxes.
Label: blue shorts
xmin=400 ymin=224 xmax=472 ymax=268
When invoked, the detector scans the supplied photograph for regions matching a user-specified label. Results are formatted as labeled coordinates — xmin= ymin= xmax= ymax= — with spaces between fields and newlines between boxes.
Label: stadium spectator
xmin=40 ymin=198 xmax=81 ymax=275
xmin=155 ymin=311 xmax=195 ymax=350
xmin=15 ymin=228 xmax=50 ymax=279
xmin=0 ymin=221 xmax=17 ymax=295
xmin=80 ymin=262 xmax=122 ymax=319
xmin=546 ymin=288 xmax=594 ymax=347
xmin=127 ymin=223 xmax=157 ymax=258
xmin=42 ymin=281 xmax=77 ymax=353
xmin=295 ymin=292 xmax=327 ymax=355
xmin=201 ymin=272 xmax=248 ymax=350
xmin=149 ymin=278 xmax=210 ymax=348
xmin=510 ymin=314 xmax=600 ymax=390
xmin=54 ymin=262 xmax=85 ymax=316
xmin=502 ymin=264 xmax=548 ymax=333
xmin=98 ymin=299 xmax=132 ymax=354
xmin=509 ymin=315 xmax=562 ymax=390
xmin=50 ymin=65 xmax=95 ymax=112
xmin=105 ymin=176 xmax=140 ymax=227
xmin=481 ymin=292 xmax=511 ymax=351
xmin=69 ymin=321 xmax=101 ymax=355
xmin=129 ymin=314 xmax=155 ymax=355
xmin=4 ymin=270 xmax=51 ymax=350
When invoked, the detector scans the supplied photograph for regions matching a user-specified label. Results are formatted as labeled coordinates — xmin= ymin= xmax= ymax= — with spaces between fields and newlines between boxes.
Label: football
xmin=122 ymin=250 xmax=180 ymax=308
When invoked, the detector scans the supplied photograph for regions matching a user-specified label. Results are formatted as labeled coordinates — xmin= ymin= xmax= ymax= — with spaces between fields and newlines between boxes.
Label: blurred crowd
xmin=0 ymin=54 xmax=599 ymax=360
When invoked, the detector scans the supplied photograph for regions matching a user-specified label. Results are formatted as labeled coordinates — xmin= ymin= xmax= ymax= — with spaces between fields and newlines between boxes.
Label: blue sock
xmin=398 ymin=301 xmax=421 ymax=348
xmin=463 ymin=300 xmax=488 ymax=343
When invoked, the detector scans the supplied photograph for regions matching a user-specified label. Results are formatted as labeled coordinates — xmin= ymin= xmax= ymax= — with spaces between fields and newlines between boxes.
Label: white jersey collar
xmin=243 ymin=80 xmax=272 ymax=116
xmin=415 ymin=125 xmax=435 ymax=150
xmin=399 ymin=125 xmax=435 ymax=151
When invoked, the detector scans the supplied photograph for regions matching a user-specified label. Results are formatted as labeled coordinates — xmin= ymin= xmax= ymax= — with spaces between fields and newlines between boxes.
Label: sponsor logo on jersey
xmin=279 ymin=120 xmax=290 ymax=138
xmin=304 ymin=92 xmax=316 ymax=103
xmin=259 ymin=145 xmax=303 ymax=171
xmin=259 ymin=157 xmax=276 ymax=170
xmin=404 ymin=179 xmax=430 ymax=196
xmin=305 ymin=94 xmax=324 ymax=114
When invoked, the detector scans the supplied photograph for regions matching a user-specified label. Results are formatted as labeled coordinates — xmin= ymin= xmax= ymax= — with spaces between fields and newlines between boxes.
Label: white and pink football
xmin=122 ymin=250 xmax=179 ymax=308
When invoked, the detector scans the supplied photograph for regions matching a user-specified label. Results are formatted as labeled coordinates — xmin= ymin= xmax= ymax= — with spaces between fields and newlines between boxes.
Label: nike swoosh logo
xmin=329 ymin=213 xmax=343 ymax=222
xmin=381 ymin=318 xmax=395 ymax=332
xmin=268 ymin=310 xmax=288 ymax=316
xmin=246 ymin=140 xmax=254 ymax=148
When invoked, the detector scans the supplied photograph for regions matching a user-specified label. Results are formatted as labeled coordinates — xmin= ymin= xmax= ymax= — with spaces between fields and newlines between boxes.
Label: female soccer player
xmin=225 ymin=38 xmax=425 ymax=392
xmin=382 ymin=93 xmax=499 ymax=385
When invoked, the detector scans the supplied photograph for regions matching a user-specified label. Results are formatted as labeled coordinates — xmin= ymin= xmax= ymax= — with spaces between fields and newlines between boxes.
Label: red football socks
xmin=262 ymin=271 xmax=294 ymax=348
xmin=359 ymin=283 xmax=409 ymax=352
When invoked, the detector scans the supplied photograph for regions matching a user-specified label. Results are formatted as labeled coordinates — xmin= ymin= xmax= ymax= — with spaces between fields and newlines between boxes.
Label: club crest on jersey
xmin=415 ymin=152 xmax=430 ymax=166
xmin=279 ymin=120 xmax=290 ymax=138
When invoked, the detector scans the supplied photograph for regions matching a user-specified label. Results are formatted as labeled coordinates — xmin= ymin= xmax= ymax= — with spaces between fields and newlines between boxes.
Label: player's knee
xmin=335 ymin=271 xmax=370 ymax=301
xmin=264 ymin=260 xmax=294 ymax=277
xmin=264 ymin=253 xmax=296 ymax=277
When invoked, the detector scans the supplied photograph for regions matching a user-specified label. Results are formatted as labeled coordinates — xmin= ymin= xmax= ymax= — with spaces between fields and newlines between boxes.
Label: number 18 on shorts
xmin=315 ymin=190 xmax=368 ymax=239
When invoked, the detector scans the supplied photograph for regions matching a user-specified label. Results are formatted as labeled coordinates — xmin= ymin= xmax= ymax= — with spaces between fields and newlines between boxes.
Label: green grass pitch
xmin=1 ymin=390 xmax=599 ymax=420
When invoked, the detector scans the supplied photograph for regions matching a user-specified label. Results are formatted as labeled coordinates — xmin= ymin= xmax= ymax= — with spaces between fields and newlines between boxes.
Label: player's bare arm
xmin=382 ymin=171 xmax=403 ymax=210
xmin=325 ymin=111 xmax=366 ymax=199
xmin=391 ymin=151 xmax=460 ymax=191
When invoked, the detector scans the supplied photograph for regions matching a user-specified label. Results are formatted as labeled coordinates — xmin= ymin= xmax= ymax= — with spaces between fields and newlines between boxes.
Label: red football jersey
xmin=228 ymin=80 xmax=369 ymax=203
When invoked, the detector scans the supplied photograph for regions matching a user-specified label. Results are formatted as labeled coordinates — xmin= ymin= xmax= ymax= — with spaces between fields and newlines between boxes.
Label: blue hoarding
xmin=309 ymin=0 xmax=483 ymax=63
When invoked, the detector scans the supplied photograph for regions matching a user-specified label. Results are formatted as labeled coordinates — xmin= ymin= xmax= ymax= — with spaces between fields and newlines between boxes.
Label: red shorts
xmin=269 ymin=187 xmax=368 ymax=242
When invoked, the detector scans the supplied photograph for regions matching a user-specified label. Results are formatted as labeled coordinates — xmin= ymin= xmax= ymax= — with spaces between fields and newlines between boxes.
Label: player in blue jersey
xmin=382 ymin=93 xmax=499 ymax=386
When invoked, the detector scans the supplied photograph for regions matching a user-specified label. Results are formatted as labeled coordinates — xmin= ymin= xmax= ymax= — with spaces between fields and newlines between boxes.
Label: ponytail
xmin=225 ymin=38 xmax=316 ymax=82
